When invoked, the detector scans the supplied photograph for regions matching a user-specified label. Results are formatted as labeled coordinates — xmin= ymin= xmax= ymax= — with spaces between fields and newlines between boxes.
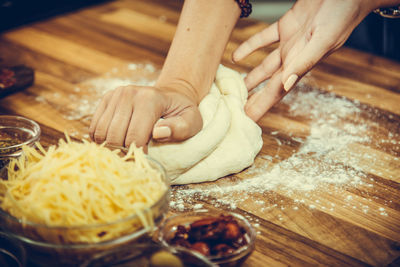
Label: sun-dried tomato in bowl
xmin=158 ymin=210 xmax=256 ymax=267
xmin=170 ymin=215 xmax=248 ymax=257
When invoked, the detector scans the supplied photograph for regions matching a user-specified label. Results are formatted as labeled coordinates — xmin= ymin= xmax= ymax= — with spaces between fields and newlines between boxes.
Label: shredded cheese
xmin=0 ymin=138 xmax=167 ymax=243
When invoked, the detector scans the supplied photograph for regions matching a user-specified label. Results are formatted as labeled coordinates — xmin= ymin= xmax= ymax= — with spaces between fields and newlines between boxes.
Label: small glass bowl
xmin=158 ymin=210 xmax=256 ymax=267
xmin=0 ymin=145 xmax=170 ymax=266
xmin=0 ymin=115 xmax=40 ymax=168
xmin=82 ymin=241 xmax=217 ymax=267
xmin=0 ymin=232 xmax=26 ymax=267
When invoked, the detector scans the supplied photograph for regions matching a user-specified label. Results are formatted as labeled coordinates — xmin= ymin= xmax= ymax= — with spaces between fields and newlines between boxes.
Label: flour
xmin=171 ymin=82 xmax=399 ymax=216
xmin=172 ymin=84 xmax=371 ymax=202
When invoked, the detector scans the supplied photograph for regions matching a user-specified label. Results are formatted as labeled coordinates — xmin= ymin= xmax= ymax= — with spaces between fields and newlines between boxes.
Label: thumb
xmin=152 ymin=106 xmax=203 ymax=142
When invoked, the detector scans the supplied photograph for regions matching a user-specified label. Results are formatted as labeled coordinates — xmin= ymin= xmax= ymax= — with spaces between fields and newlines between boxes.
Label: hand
xmin=233 ymin=0 xmax=380 ymax=121
xmin=89 ymin=0 xmax=241 ymax=149
xmin=89 ymin=85 xmax=203 ymax=149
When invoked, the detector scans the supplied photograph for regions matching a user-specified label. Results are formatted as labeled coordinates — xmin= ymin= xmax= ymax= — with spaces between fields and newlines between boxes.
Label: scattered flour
xmin=170 ymin=83 xmax=399 ymax=215
xmin=171 ymin=84 xmax=374 ymax=205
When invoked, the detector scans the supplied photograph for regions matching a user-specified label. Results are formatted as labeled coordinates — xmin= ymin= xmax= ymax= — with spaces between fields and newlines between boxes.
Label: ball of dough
xmin=148 ymin=65 xmax=263 ymax=185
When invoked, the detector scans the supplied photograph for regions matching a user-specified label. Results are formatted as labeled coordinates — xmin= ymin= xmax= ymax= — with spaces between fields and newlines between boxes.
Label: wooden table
xmin=1 ymin=0 xmax=400 ymax=266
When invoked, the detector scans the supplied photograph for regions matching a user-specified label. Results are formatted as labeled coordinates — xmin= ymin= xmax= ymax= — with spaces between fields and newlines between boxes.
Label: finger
xmin=153 ymin=105 xmax=202 ymax=143
xmin=245 ymin=71 xmax=286 ymax=122
xmin=92 ymin=89 xmax=122 ymax=144
xmin=124 ymin=91 xmax=164 ymax=148
xmin=105 ymin=91 xmax=134 ymax=147
xmin=244 ymin=48 xmax=281 ymax=91
xmin=233 ymin=22 xmax=279 ymax=62
xmin=279 ymin=29 xmax=308 ymax=68
xmin=281 ymin=34 xmax=332 ymax=92
xmin=89 ymin=91 xmax=112 ymax=141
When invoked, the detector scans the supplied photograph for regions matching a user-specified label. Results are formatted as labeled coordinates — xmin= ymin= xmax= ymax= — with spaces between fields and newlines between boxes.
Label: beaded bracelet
xmin=373 ymin=6 xmax=400 ymax=18
xmin=235 ymin=0 xmax=252 ymax=18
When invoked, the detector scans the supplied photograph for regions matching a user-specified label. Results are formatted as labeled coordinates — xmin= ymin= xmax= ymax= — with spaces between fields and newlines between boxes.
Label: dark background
xmin=1 ymin=0 xmax=399 ymax=61
xmin=347 ymin=13 xmax=400 ymax=62
xmin=0 ymin=0 xmax=108 ymax=32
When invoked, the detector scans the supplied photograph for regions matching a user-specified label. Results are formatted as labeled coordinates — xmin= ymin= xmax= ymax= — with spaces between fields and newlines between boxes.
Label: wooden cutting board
xmin=0 ymin=0 xmax=399 ymax=266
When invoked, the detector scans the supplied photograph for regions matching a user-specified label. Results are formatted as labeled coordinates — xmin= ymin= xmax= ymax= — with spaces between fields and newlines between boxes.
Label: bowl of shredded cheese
xmin=0 ymin=137 xmax=169 ymax=266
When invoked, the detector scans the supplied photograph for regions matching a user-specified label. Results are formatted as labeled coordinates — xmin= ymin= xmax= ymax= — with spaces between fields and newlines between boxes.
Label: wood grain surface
xmin=1 ymin=0 xmax=400 ymax=266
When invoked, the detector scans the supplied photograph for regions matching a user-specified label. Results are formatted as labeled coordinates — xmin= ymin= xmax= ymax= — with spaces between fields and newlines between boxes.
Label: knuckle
xmin=135 ymin=88 xmax=157 ymax=100
xmin=94 ymin=130 xmax=106 ymax=144
xmin=105 ymin=129 xmax=118 ymax=142
xmin=113 ymin=86 xmax=128 ymax=97
xmin=88 ymin=128 xmax=95 ymax=139
xmin=261 ymin=59 xmax=271 ymax=71
xmin=95 ymin=124 xmax=107 ymax=135
xmin=304 ymin=59 xmax=315 ymax=72
xmin=173 ymin=119 xmax=190 ymax=139
xmin=305 ymin=29 xmax=313 ymax=42
xmin=120 ymin=86 xmax=137 ymax=98
xmin=113 ymin=111 xmax=131 ymax=122
xmin=125 ymin=133 xmax=141 ymax=148
xmin=106 ymin=136 xmax=122 ymax=147
xmin=114 ymin=85 xmax=134 ymax=96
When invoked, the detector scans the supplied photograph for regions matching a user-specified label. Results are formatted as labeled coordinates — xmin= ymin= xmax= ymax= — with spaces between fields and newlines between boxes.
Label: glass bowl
xmin=158 ymin=210 xmax=256 ymax=267
xmin=0 ymin=231 xmax=26 ymax=267
xmin=0 ymin=145 xmax=170 ymax=266
xmin=0 ymin=115 xmax=40 ymax=169
xmin=82 ymin=241 xmax=217 ymax=267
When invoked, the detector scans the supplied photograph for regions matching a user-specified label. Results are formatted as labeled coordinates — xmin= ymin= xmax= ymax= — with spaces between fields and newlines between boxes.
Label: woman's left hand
xmin=233 ymin=0 xmax=384 ymax=121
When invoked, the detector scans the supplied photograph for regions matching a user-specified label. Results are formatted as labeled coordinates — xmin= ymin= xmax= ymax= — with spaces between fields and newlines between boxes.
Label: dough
xmin=148 ymin=65 xmax=263 ymax=185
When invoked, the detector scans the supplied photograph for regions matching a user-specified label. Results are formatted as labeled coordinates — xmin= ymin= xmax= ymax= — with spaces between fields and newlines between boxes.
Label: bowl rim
xmin=0 ymin=115 xmax=41 ymax=151
xmin=6 ymin=224 xmax=152 ymax=249
xmin=158 ymin=209 xmax=257 ymax=262
xmin=0 ymin=231 xmax=26 ymax=266
xmin=0 ymin=145 xmax=170 ymax=231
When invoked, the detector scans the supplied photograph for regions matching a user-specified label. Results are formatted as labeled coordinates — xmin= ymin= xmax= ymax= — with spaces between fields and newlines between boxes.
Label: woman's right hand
xmin=89 ymin=85 xmax=203 ymax=149
xmin=89 ymin=0 xmax=242 ymax=148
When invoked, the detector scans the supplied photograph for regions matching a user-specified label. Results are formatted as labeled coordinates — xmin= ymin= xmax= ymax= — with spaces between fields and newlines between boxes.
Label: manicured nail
xmin=153 ymin=126 xmax=171 ymax=139
xmin=232 ymin=51 xmax=240 ymax=62
xmin=283 ymin=74 xmax=298 ymax=92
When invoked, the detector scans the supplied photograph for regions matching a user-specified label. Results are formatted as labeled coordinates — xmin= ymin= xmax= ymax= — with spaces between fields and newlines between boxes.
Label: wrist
xmin=372 ymin=0 xmax=400 ymax=18
xmin=155 ymin=78 xmax=200 ymax=104
xmin=368 ymin=0 xmax=400 ymax=10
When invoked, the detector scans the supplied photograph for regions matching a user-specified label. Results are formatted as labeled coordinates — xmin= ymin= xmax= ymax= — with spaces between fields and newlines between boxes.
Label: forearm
xmin=375 ymin=0 xmax=400 ymax=7
xmin=156 ymin=0 xmax=241 ymax=103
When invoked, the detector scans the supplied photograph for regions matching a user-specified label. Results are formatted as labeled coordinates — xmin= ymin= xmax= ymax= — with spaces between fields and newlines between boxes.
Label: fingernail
xmin=232 ymin=51 xmax=239 ymax=62
xmin=153 ymin=126 xmax=171 ymax=139
xmin=283 ymin=74 xmax=298 ymax=92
